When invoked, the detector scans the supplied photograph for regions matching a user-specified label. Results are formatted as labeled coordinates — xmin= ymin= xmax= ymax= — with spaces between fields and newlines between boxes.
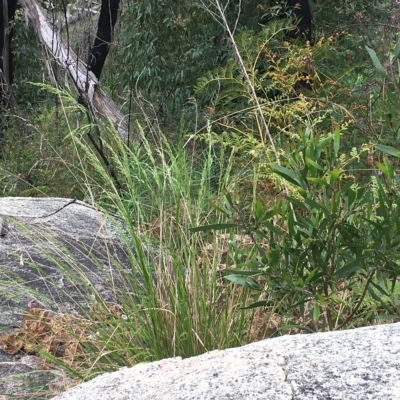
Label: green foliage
xmin=10 ymin=16 xmax=49 ymax=110
xmin=117 ymin=0 xmax=301 ymax=112
xmin=196 ymin=129 xmax=400 ymax=333
xmin=195 ymin=20 xmax=306 ymax=120
xmin=364 ymin=31 xmax=400 ymax=150
xmin=118 ymin=0 xmax=218 ymax=110
xmin=194 ymin=21 xmax=364 ymax=193
xmin=0 ymin=88 xmax=100 ymax=198
xmin=313 ymin=0 xmax=397 ymax=39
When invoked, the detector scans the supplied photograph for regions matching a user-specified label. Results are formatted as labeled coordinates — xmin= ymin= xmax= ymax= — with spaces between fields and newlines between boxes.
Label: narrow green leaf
xmin=304 ymin=198 xmax=331 ymax=218
xmin=263 ymin=220 xmax=280 ymax=235
xmin=375 ymin=144 xmax=400 ymax=158
xmin=274 ymin=324 xmax=314 ymax=334
xmin=384 ymin=157 xmax=394 ymax=180
xmin=286 ymin=196 xmax=307 ymax=209
xmin=366 ymin=45 xmax=389 ymax=77
xmin=208 ymin=202 xmax=229 ymax=215
xmin=304 ymin=267 xmax=319 ymax=284
xmin=376 ymin=162 xmax=389 ymax=179
xmin=398 ymin=58 xmax=400 ymax=78
xmin=299 ymin=188 xmax=307 ymax=198
xmin=225 ymin=193 xmax=234 ymax=208
xmin=316 ymin=134 xmax=334 ymax=149
xmin=376 ymin=178 xmax=390 ymax=219
xmin=330 ymin=168 xmax=341 ymax=184
xmin=374 ymin=314 xmax=400 ymax=321
xmin=341 ymin=181 xmax=353 ymax=194
xmin=224 ymin=274 xmax=261 ymax=290
xmin=241 ymin=300 xmax=269 ymax=309
xmin=306 ymin=157 xmax=324 ymax=172
xmin=334 ymin=259 xmax=364 ymax=277
xmin=369 ymin=280 xmax=390 ymax=297
xmin=271 ymin=164 xmax=304 ymax=188
xmin=386 ymin=90 xmax=400 ymax=108
xmin=315 ymin=294 xmax=329 ymax=306
xmin=254 ymin=200 xmax=265 ymax=221
xmin=261 ymin=208 xmax=278 ymax=221
xmin=313 ymin=303 xmax=320 ymax=322
xmin=307 ymin=177 xmax=328 ymax=186
xmin=367 ymin=286 xmax=391 ymax=312
xmin=333 ymin=126 xmax=340 ymax=157
xmin=282 ymin=273 xmax=296 ymax=288
xmin=315 ymin=135 xmax=334 ymax=158
xmin=239 ymin=260 xmax=264 ymax=270
xmin=347 ymin=187 xmax=356 ymax=208
xmin=392 ymin=35 xmax=400 ymax=61
xmin=288 ymin=207 xmax=295 ymax=238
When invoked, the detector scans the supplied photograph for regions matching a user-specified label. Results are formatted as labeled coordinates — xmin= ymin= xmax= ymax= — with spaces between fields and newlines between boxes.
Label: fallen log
xmin=17 ymin=0 xmax=128 ymax=140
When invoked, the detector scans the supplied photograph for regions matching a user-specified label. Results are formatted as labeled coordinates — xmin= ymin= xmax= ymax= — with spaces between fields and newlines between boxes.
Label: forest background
xmin=1 ymin=0 xmax=400 ymax=392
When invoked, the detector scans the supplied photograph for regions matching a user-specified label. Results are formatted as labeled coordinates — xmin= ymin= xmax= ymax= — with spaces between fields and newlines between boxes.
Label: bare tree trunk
xmin=1 ymin=0 xmax=10 ymax=102
xmin=288 ymin=0 xmax=312 ymax=42
xmin=0 ymin=0 xmax=17 ymax=106
xmin=17 ymin=0 xmax=128 ymax=139
xmin=89 ymin=0 xmax=120 ymax=79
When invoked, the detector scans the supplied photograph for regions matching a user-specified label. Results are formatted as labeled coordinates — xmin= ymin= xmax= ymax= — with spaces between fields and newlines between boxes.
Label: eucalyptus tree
xmin=89 ymin=0 xmax=120 ymax=79
xmin=0 ymin=0 xmax=17 ymax=105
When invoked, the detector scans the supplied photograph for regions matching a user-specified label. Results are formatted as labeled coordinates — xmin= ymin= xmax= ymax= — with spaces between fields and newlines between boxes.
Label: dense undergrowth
xmin=1 ymin=1 xmax=400 ymax=396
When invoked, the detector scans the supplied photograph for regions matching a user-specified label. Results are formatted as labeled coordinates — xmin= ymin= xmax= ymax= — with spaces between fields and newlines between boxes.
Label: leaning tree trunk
xmin=89 ymin=0 xmax=120 ymax=79
xmin=17 ymin=0 xmax=128 ymax=139
xmin=0 ymin=0 xmax=17 ymax=106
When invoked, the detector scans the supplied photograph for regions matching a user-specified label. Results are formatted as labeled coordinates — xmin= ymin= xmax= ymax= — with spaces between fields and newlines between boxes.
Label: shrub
xmin=198 ymin=128 xmax=400 ymax=334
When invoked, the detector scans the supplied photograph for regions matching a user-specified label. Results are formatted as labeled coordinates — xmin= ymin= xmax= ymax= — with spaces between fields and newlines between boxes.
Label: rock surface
xmin=51 ymin=322 xmax=400 ymax=400
xmin=0 ymin=197 xmax=128 ymax=399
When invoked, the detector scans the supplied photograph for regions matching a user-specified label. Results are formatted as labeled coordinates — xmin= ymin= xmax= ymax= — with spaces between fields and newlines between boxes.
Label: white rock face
xmin=52 ymin=322 xmax=400 ymax=400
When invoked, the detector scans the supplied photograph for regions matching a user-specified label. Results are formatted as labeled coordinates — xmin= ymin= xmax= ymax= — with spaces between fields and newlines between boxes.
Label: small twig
xmin=40 ymin=199 xmax=77 ymax=218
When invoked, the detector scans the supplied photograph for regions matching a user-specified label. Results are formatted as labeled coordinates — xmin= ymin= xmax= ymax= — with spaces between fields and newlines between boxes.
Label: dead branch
xmin=17 ymin=0 xmax=128 ymax=140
